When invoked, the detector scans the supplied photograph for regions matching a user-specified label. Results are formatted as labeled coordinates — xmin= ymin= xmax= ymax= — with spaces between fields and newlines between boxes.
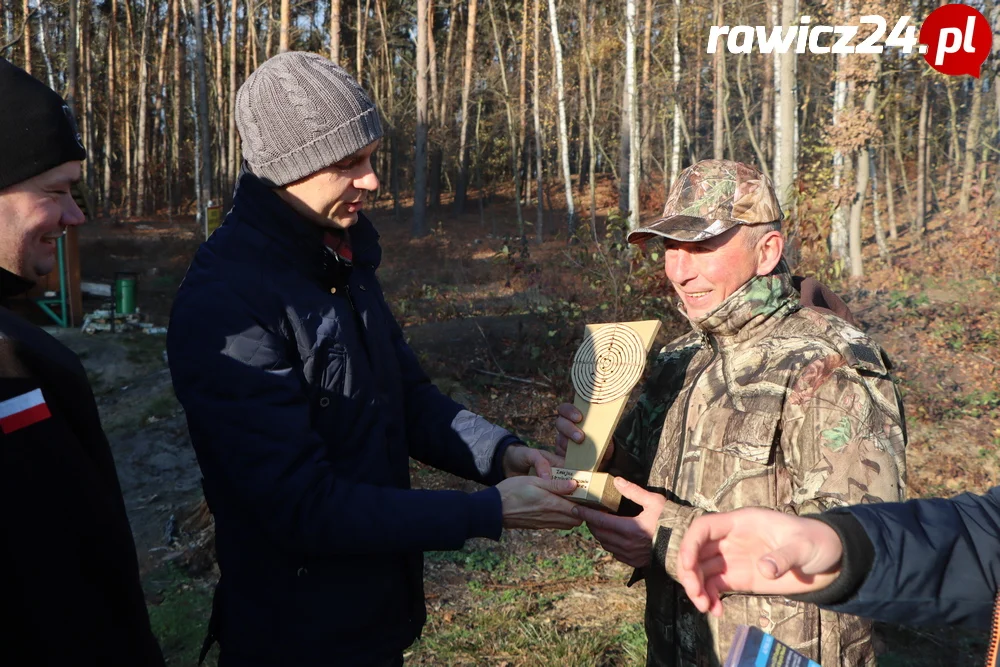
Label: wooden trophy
xmin=551 ymin=320 xmax=661 ymax=512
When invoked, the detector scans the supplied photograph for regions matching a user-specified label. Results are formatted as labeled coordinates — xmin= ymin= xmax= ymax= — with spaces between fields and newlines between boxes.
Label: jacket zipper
xmin=987 ymin=592 xmax=1000 ymax=667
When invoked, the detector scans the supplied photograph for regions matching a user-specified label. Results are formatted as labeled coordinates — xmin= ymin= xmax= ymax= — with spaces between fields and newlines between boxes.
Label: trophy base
xmin=551 ymin=468 xmax=621 ymax=513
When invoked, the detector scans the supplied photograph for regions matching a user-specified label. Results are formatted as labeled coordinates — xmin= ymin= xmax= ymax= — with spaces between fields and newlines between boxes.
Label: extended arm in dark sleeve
xmin=168 ymin=285 xmax=501 ymax=558
xmin=804 ymin=488 xmax=1000 ymax=628
xmin=382 ymin=298 xmax=515 ymax=486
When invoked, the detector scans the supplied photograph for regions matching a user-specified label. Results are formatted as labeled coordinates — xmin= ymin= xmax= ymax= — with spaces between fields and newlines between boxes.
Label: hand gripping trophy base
xmin=549 ymin=320 xmax=661 ymax=512
xmin=550 ymin=468 xmax=622 ymax=512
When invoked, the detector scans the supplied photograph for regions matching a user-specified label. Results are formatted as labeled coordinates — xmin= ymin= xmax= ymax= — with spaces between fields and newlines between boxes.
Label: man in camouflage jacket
xmin=562 ymin=160 xmax=907 ymax=666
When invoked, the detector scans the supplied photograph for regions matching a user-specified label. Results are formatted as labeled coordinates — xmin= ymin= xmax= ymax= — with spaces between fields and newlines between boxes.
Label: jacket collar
xmin=230 ymin=166 xmax=383 ymax=269
xmin=684 ymin=259 xmax=799 ymax=343
xmin=0 ymin=266 xmax=35 ymax=301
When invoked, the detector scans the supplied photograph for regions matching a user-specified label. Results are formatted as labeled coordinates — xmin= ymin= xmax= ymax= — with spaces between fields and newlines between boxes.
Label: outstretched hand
xmin=497 ymin=476 xmax=582 ymax=529
xmin=572 ymin=477 xmax=665 ymax=568
xmin=676 ymin=508 xmax=845 ymax=617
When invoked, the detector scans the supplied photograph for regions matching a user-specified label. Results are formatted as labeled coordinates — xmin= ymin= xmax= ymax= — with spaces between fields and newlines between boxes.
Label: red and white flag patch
xmin=0 ymin=389 xmax=51 ymax=434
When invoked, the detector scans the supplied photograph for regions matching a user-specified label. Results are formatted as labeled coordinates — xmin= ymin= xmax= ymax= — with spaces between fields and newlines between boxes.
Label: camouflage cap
xmin=626 ymin=159 xmax=783 ymax=244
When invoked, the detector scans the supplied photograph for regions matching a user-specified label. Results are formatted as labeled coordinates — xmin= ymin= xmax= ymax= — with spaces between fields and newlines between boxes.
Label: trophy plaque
xmin=553 ymin=320 xmax=661 ymax=512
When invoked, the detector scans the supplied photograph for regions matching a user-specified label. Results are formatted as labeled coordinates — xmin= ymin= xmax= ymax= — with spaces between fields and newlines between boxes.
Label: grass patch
xmin=146 ymin=566 xmax=218 ymax=666
xmin=427 ymin=544 xmax=506 ymax=572
xmin=141 ymin=386 xmax=182 ymax=426
xmin=409 ymin=601 xmax=645 ymax=666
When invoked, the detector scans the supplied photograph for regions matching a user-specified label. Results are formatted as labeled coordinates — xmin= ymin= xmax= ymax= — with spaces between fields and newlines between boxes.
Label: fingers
xmin=572 ymin=504 xmax=616 ymax=529
xmin=554 ymin=434 xmax=568 ymax=458
xmin=538 ymin=449 xmax=565 ymax=469
xmin=555 ymin=415 xmax=584 ymax=443
xmin=533 ymin=477 xmax=578 ymax=496
xmin=556 ymin=402 xmax=582 ymax=423
xmin=526 ymin=449 xmax=553 ymax=479
xmin=758 ymin=541 xmax=811 ymax=580
xmin=612 ymin=476 xmax=658 ymax=507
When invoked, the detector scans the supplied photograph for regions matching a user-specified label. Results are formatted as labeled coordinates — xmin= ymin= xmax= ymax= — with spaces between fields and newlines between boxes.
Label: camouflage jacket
xmin=612 ymin=267 xmax=907 ymax=667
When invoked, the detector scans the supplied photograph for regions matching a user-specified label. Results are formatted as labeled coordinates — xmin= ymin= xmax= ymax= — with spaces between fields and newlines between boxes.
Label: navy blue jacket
xmin=167 ymin=171 xmax=516 ymax=666
xmin=811 ymin=487 xmax=1000 ymax=633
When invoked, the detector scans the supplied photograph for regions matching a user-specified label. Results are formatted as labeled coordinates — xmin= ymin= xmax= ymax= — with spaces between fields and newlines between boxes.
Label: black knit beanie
xmin=0 ymin=57 xmax=87 ymax=192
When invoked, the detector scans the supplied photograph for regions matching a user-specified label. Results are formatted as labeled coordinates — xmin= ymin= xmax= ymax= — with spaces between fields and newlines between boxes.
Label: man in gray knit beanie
xmin=236 ymin=51 xmax=383 ymax=189
xmin=168 ymin=52 xmax=581 ymax=667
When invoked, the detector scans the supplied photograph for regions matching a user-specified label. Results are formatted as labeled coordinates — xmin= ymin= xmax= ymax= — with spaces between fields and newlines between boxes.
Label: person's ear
xmin=755 ymin=231 xmax=784 ymax=275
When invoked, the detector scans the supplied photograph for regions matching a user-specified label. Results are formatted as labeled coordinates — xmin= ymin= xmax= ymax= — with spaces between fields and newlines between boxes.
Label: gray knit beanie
xmin=236 ymin=52 xmax=383 ymax=186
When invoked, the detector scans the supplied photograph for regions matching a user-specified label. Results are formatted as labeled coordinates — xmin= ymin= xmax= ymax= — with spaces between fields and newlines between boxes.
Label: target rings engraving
xmin=572 ymin=324 xmax=646 ymax=404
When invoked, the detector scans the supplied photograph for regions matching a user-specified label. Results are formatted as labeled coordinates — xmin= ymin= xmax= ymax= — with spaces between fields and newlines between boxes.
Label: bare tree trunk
xmin=171 ymin=0 xmax=182 ymax=214
xmin=775 ymin=0 xmax=796 ymax=213
xmin=693 ymin=14 xmax=702 ymax=158
xmin=959 ymin=77 xmax=984 ymax=214
xmin=102 ymin=0 xmax=116 ymax=215
xmin=427 ymin=0 xmax=438 ymax=123
xmin=135 ymin=0 xmax=154 ymax=215
xmin=830 ymin=1 xmax=849 ymax=262
xmin=191 ymin=0 xmax=214 ymax=228
xmin=915 ymin=80 xmax=929 ymax=237
xmin=736 ymin=55 xmax=768 ymax=179
xmin=153 ymin=2 xmax=172 ymax=209
xmin=413 ymin=0 xmax=428 ymax=237
xmin=892 ymin=103 xmax=913 ymax=224
xmin=67 ymin=0 xmax=77 ymax=113
xmin=532 ymin=0 xmax=543 ymax=242
xmin=211 ymin=0 xmax=224 ymax=196
xmin=330 ymin=0 xmax=340 ymax=63
xmin=439 ymin=0 xmax=456 ymax=122
xmin=427 ymin=0 xmax=442 ymax=208
xmin=454 ymin=0 xmax=477 ymax=212
xmin=278 ymin=0 xmax=289 ymax=52
xmin=670 ymin=0 xmax=681 ymax=185
xmin=770 ymin=0 xmax=779 ymax=184
xmin=121 ymin=0 xmax=134 ymax=215
xmin=519 ymin=0 xmax=529 ymax=201
xmin=869 ymin=148 xmax=890 ymax=265
xmin=582 ymin=0 xmax=597 ymax=230
xmin=486 ymin=0 xmax=524 ymax=239
xmin=575 ymin=0 xmax=587 ymax=196
xmin=625 ymin=0 xmax=639 ymax=229
xmin=944 ymin=79 xmax=960 ymax=196
xmin=712 ymin=0 xmax=723 ymax=160
xmin=618 ymin=82 xmax=629 ymax=216
xmin=265 ymin=0 xmax=274 ymax=58
xmin=640 ymin=0 xmax=652 ymax=176
xmin=848 ymin=56 xmax=882 ymax=278
xmin=883 ymin=146 xmax=897 ymax=240
xmin=228 ymin=0 xmax=240 ymax=193
xmin=356 ymin=0 xmax=370 ymax=80
xmin=547 ymin=0 xmax=575 ymax=237
xmin=82 ymin=1 xmax=95 ymax=196
xmin=36 ymin=4 xmax=53 ymax=87
xmin=21 ymin=0 xmax=29 ymax=73
xmin=760 ymin=8 xmax=773 ymax=164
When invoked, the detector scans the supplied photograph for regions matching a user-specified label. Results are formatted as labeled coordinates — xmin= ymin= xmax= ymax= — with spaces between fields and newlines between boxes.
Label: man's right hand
xmin=676 ymin=508 xmax=845 ymax=618
xmin=554 ymin=402 xmax=613 ymax=468
xmin=496 ymin=476 xmax=582 ymax=529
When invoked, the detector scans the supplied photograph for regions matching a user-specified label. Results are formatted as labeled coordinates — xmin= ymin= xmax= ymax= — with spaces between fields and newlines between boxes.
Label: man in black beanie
xmin=0 ymin=57 xmax=165 ymax=666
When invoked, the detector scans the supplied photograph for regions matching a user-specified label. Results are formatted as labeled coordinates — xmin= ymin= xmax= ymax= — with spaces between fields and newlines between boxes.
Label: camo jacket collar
xmin=684 ymin=260 xmax=799 ymax=343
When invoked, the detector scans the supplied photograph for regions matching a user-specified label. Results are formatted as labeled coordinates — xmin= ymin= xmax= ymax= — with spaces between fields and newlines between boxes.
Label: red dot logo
xmin=920 ymin=4 xmax=992 ymax=77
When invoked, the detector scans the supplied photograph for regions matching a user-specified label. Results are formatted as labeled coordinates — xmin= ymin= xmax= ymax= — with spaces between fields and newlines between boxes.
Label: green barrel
xmin=115 ymin=273 xmax=138 ymax=315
